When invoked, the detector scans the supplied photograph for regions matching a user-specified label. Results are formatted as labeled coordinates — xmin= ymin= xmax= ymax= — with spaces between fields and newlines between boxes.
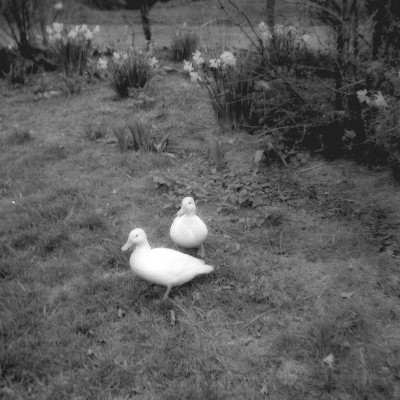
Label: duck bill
xmin=121 ymin=240 xmax=131 ymax=251
xmin=177 ymin=207 xmax=184 ymax=216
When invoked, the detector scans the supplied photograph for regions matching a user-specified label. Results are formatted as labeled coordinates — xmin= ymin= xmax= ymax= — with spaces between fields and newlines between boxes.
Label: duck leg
xmin=197 ymin=243 xmax=205 ymax=259
xmin=163 ymin=285 xmax=172 ymax=301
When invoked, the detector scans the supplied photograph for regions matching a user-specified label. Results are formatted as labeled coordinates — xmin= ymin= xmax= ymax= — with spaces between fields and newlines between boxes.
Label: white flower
xmin=190 ymin=71 xmax=202 ymax=82
xmin=356 ymin=89 xmax=370 ymax=105
xmin=183 ymin=60 xmax=194 ymax=72
xmin=287 ymin=25 xmax=297 ymax=34
xmin=68 ymin=29 xmax=78 ymax=39
xmin=53 ymin=32 xmax=62 ymax=41
xmin=149 ymin=56 xmax=158 ymax=68
xmin=84 ymin=30 xmax=93 ymax=40
xmin=93 ymin=25 xmax=100 ymax=33
xmin=53 ymin=22 xmax=63 ymax=33
xmin=54 ymin=1 xmax=63 ymax=10
xmin=46 ymin=26 xmax=53 ymax=35
xmin=261 ymin=30 xmax=272 ymax=40
xmin=192 ymin=50 xmax=204 ymax=66
xmin=302 ymin=33 xmax=311 ymax=42
xmin=258 ymin=21 xmax=268 ymax=31
xmin=121 ymin=52 xmax=128 ymax=60
xmin=209 ymin=58 xmax=221 ymax=68
xmin=274 ymin=24 xmax=284 ymax=34
xmin=98 ymin=57 xmax=108 ymax=70
xmin=80 ymin=24 xmax=88 ymax=33
xmin=113 ymin=52 xmax=121 ymax=61
xmin=220 ymin=51 xmax=236 ymax=67
xmin=373 ymin=91 xmax=388 ymax=109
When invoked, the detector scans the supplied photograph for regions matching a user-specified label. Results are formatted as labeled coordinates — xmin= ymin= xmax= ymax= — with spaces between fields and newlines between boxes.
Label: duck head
xmin=121 ymin=228 xmax=148 ymax=251
xmin=177 ymin=197 xmax=196 ymax=216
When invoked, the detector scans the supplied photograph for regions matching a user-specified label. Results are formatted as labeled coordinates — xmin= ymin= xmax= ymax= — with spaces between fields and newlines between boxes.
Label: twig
xmin=299 ymin=163 xmax=326 ymax=173
xmin=244 ymin=311 xmax=271 ymax=328
xmin=359 ymin=347 xmax=368 ymax=387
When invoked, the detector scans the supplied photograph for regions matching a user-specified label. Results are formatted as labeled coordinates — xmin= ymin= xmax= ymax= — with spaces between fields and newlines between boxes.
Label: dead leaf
xmin=323 ymin=353 xmax=334 ymax=368
xmin=260 ymin=382 xmax=268 ymax=395
xmin=254 ymin=150 xmax=265 ymax=166
xmin=117 ymin=307 xmax=126 ymax=318
xmin=340 ymin=291 xmax=354 ymax=299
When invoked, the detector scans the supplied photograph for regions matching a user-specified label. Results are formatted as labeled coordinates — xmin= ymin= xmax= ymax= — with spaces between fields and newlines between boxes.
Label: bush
xmin=170 ymin=28 xmax=199 ymax=62
xmin=97 ymin=51 xmax=157 ymax=99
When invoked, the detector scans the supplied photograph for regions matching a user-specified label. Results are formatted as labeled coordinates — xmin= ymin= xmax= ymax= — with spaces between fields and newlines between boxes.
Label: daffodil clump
xmin=97 ymin=50 xmax=158 ymax=99
xmin=184 ymin=50 xmax=258 ymax=129
xmin=46 ymin=22 xmax=99 ymax=76
xmin=257 ymin=21 xmax=311 ymax=67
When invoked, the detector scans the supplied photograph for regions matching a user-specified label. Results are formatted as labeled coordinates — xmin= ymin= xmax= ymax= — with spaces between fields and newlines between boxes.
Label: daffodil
xmin=190 ymin=71 xmax=202 ymax=82
xmin=53 ymin=22 xmax=64 ymax=33
xmin=220 ymin=51 xmax=236 ymax=67
xmin=98 ymin=57 xmax=108 ymax=70
xmin=149 ymin=57 xmax=158 ymax=68
xmin=192 ymin=50 xmax=204 ymax=66
xmin=356 ymin=89 xmax=370 ymax=105
xmin=183 ymin=60 xmax=194 ymax=72
xmin=209 ymin=58 xmax=221 ymax=69
xmin=54 ymin=1 xmax=63 ymax=10
xmin=373 ymin=91 xmax=388 ymax=109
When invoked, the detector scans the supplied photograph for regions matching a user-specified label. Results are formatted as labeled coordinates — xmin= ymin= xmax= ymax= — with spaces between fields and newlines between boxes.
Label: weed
xmin=83 ymin=119 xmax=108 ymax=141
xmin=126 ymin=118 xmax=153 ymax=151
xmin=171 ymin=28 xmax=199 ymax=62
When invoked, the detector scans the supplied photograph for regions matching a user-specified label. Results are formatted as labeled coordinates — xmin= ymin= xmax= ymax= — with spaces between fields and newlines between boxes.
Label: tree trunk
xmin=140 ymin=0 xmax=152 ymax=43
xmin=266 ymin=0 xmax=275 ymax=27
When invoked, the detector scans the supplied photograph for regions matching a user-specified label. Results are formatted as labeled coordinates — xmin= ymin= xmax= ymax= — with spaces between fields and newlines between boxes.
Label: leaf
xmin=323 ymin=353 xmax=334 ymax=368
xmin=254 ymin=150 xmax=265 ymax=165
xmin=260 ymin=382 xmax=269 ymax=395
xmin=340 ymin=291 xmax=354 ymax=299
xmin=117 ymin=307 xmax=126 ymax=318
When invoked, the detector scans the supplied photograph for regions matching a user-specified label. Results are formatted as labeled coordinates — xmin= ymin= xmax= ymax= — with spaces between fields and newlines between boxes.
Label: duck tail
xmin=201 ymin=264 xmax=214 ymax=274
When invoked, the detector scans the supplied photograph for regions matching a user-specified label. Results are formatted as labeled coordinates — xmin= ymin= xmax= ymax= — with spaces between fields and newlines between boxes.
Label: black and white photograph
xmin=1 ymin=0 xmax=399 ymax=398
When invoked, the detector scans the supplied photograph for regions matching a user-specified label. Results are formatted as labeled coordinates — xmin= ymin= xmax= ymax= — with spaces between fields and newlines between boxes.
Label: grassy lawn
xmin=1 ymin=1 xmax=400 ymax=399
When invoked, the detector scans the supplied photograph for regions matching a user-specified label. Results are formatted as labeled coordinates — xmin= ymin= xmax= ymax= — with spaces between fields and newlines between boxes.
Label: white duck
xmin=170 ymin=197 xmax=208 ymax=258
xmin=121 ymin=228 xmax=214 ymax=300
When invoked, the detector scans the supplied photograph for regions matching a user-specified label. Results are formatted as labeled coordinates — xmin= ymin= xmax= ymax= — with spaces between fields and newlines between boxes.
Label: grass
xmin=1 ymin=2 xmax=400 ymax=399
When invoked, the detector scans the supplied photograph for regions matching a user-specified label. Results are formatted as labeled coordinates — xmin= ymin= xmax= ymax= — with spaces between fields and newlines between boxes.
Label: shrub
xmin=170 ymin=28 xmax=199 ymax=62
xmin=97 ymin=51 xmax=157 ymax=99
xmin=46 ymin=23 xmax=99 ymax=76
xmin=0 ymin=45 xmax=32 ymax=84
xmin=184 ymin=49 xmax=261 ymax=129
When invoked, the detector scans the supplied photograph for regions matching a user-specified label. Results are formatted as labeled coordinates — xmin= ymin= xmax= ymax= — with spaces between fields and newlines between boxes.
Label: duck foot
xmin=162 ymin=285 xmax=172 ymax=301
xmin=197 ymin=243 xmax=205 ymax=259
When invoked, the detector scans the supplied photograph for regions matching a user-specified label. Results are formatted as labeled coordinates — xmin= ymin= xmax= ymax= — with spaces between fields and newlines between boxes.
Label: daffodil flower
xmin=54 ymin=1 xmax=63 ymax=10
xmin=98 ymin=57 xmax=108 ymax=70
xmin=373 ymin=91 xmax=388 ymax=109
xmin=190 ymin=71 xmax=202 ymax=82
xmin=192 ymin=50 xmax=204 ymax=66
xmin=220 ymin=51 xmax=236 ymax=67
xmin=209 ymin=58 xmax=221 ymax=69
xmin=53 ymin=22 xmax=64 ymax=33
xmin=183 ymin=60 xmax=194 ymax=72
xmin=356 ymin=89 xmax=370 ymax=105
xmin=149 ymin=57 xmax=158 ymax=68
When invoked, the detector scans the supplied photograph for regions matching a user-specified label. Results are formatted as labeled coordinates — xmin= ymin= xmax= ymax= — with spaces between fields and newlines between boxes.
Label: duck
xmin=121 ymin=228 xmax=214 ymax=300
xmin=170 ymin=197 xmax=208 ymax=258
